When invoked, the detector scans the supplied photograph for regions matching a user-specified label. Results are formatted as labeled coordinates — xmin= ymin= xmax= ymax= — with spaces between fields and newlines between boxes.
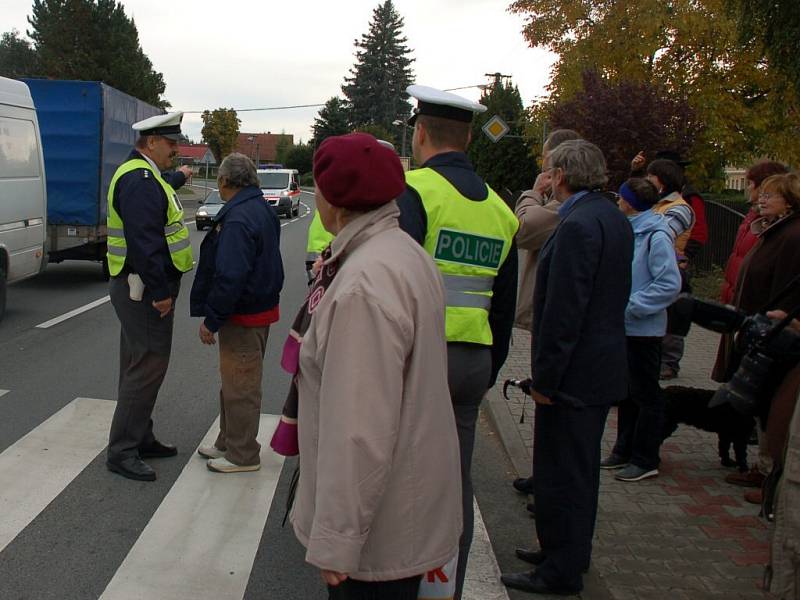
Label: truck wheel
xmin=0 ymin=265 xmax=6 ymax=324
xmin=101 ymin=257 xmax=110 ymax=281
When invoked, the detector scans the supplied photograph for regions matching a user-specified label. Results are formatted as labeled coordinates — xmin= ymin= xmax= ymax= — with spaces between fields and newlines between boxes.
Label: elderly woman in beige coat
xmin=289 ymin=133 xmax=462 ymax=600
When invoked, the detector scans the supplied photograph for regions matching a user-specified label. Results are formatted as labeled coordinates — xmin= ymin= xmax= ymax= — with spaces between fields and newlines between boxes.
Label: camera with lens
xmin=672 ymin=294 xmax=800 ymax=417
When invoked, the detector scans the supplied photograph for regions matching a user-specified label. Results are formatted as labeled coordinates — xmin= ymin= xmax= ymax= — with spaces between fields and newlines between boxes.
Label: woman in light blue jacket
xmin=601 ymin=178 xmax=682 ymax=482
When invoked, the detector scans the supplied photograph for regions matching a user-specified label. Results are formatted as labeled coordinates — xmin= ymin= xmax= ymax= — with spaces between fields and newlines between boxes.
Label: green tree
xmin=284 ymin=143 xmax=314 ymax=174
xmin=201 ymin=108 xmax=240 ymax=164
xmin=467 ymin=76 xmax=534 ymax=197
xmin=0 ymin=30 xmax=41 ymax=78
xmin=342 ymin=0 xmax=415 ymax=135
xmin=26 ymin=0 xmax=168 ymax=107
xmin=354 ymin=123 xmax=395 ymax=146
xmin=275 ymin=135 xmax=293 ymax=165
xmin=509 ymin=0 xmax=800 ymax=181
xmin=730 ymin=0 xmax=800 ymax=99
xmin=312 ymin=97 xmax=350 ymax=146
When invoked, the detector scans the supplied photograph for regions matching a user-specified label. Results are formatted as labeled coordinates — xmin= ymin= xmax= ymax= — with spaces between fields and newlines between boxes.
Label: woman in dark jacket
xmin=715 ymin=173 xmax=800 ymax=493
xmin=190 ymin=153 xmax=285 ymax=473
xmin=720 ymin=161 xmax=789 ymax=304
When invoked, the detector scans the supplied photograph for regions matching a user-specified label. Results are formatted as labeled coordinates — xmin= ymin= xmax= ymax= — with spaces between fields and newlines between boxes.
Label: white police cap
xmin=132 ymin=111 xmax=183 ymax=140
xmin=406 ymin=85 xmax=487 ymax=125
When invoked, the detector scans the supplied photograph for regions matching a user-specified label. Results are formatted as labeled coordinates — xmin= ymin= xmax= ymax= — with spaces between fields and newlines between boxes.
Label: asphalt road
xmin=0 ymin=187 xmax=537 ymax=600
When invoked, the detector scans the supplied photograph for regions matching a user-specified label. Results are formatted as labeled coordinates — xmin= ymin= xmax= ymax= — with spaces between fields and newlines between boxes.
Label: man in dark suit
xmin=501 ymin=140 xmax=633 ymax=595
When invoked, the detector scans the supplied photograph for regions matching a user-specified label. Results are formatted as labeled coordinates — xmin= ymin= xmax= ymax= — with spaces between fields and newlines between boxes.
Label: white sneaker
xmin=207 ymin=457 xmax=260 ymax=473
xmin=197 ymin=446 xmax=225 ymax=459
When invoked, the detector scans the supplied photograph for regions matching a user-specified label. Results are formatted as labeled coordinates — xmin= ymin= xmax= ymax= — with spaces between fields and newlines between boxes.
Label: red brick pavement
xmin=485 ymin=326 xmax=774 ymax=599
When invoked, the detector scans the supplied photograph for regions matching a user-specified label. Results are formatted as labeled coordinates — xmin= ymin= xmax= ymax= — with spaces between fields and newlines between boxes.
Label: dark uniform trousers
xmin=108 ymin=276 xmax=180 ymax=461
xmin=447 ymin=343 xmax=492 ymax=600
xmin=533 ymin=401 xmax=611 ymax=591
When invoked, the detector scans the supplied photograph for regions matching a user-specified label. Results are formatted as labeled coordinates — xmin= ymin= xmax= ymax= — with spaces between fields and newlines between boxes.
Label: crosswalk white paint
xmin=100 ymin=414 xmax=285 ymax=600
xmin=0 ymin=399 xmax=509 ymax=598
xmin=0 ymin=397 xmax=115 ymax=553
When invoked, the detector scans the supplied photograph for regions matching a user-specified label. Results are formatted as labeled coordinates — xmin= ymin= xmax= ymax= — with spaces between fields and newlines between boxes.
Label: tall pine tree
xmin=312 ymin=97 xmax=350 ymax=147
xmin=468 ymin=75 xmax=534 ymax=198
xmin=26 ymin=0 xmax=168 ymax=107
xmin=0 ymin=30 xmax=41 ymax=79
xmin=342 ymin=0 xmax=414 ymax=136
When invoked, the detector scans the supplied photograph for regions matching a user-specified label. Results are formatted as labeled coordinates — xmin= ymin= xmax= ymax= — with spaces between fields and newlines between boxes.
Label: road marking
xmin=0 ymin=397 xmax=115 ymax=553
xmin=463 ymin=499 xmax=511 ymax=600
xmin=100 ymin=414 xmax=284 ymax=600
xmin=0 ymin=390 xmax=8 ymax=399
xmin=35 ymin=296 xmax=111 ymax=329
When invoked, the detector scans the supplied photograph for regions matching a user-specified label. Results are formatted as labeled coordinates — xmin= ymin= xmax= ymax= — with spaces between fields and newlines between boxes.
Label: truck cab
xmin=0 ymin=76 xmax=47 ymax=322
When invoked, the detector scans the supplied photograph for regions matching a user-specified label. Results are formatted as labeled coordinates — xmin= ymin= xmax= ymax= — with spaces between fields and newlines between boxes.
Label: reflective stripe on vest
xmin=106 ymin=158 xmax=194 ymax=277
xmin=406 ymin=167 xmax=519 ymax=345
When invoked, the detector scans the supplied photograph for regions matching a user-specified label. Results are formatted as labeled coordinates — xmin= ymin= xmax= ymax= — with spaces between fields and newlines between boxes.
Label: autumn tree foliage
xmin=201 ymin=109 xmax=241 ymax=164
xmin=509 ymin=0 xmax=799 ymax=187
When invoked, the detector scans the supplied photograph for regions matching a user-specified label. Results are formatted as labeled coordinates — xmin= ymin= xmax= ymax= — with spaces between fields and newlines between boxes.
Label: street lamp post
xmin=392 ymin=119 xmax=409 ymax=157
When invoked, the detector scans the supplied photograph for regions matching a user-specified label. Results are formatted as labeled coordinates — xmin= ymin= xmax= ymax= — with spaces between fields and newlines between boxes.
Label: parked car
xmin=0 ymin=76 xmax=47 ymax=322
xmin=194 ymin=190 xmax=223 ymax=230
xmin=257 ymin=168 xmax=301 ymax=218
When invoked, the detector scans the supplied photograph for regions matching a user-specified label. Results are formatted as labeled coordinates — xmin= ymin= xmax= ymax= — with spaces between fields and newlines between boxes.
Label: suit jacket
xmin=531 ymin=191 xmax=634 ymax=406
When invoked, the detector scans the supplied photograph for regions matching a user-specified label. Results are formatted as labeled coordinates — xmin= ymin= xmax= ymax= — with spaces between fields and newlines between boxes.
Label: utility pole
xmin=484 ymin=72 xmax=513 ymax=89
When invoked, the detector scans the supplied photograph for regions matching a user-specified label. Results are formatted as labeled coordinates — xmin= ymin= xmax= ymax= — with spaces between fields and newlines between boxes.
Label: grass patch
xmin=692 ymin=265 xmax=725 ymax=301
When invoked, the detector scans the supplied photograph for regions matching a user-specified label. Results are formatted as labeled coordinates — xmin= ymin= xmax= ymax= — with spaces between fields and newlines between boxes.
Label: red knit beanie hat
xmin=313 ymin=133 xmax=405 ymax=209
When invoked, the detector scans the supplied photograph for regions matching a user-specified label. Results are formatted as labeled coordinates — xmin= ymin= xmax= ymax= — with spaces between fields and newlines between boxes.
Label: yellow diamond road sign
xmin=482 ymin=115 xmax=509 ymax=143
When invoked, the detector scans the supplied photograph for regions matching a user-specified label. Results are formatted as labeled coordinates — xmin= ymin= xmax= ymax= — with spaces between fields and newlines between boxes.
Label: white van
xmin=256 ymin=168 xmax=301 ymax=218
xmin=0 ymin=76 xmax=47 ymax=322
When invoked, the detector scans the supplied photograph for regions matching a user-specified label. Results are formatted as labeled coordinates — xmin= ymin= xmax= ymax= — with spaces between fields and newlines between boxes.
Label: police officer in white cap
xmin=397 ymin=85 xmax=519 ymax=598
xmin=105 ymin=112 xmax=194 ymax=481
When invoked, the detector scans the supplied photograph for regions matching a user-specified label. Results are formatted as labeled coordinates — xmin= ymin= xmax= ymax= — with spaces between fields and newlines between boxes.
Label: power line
xmin=182 ymin=84 xmax=490 ymax=115
xmin=183 ymin=103 xmax=326 ymax=115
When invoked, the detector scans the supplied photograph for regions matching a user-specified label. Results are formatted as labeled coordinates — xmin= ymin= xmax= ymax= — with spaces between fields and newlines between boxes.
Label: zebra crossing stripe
xmin=100 ymin=414 xmax=284 ymax=600
xmin=0 ymin=397 xmax=115 ymax=553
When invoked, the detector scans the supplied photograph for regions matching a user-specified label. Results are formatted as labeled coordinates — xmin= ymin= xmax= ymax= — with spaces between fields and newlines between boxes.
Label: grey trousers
xmin=214 ymin=323 xmax=269 ymax=466
xmin=108 ymin=276 xmax=179 ymax=461
xmin=448 ymin=343 xmax=492 ymax=600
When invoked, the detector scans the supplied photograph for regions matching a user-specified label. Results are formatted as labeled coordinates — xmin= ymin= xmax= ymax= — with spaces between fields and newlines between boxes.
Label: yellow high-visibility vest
xmin=406 ymin=167 xmax=518 ymax=345
xmin=106 ymin=158 xmax=193 ymax=276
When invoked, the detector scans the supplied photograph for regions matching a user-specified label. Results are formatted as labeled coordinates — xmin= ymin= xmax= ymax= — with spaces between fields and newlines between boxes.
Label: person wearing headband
xmin=601 ymin=177 xmax=681 ymax=483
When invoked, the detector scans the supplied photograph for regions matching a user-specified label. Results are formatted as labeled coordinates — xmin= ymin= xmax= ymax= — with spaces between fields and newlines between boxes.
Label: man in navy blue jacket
xmin=502 ymin=140 xmax=633 ymax=595
xmin=190 ymin=153 xmax=284 ymax=473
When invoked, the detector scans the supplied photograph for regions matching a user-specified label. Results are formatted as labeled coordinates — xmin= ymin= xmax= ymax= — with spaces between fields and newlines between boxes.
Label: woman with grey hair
xmin=190 ymin=152 xmax=285 ymax=473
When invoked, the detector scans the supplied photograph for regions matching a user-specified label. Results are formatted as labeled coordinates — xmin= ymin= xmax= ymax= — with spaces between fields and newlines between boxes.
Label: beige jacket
xmin=291 ymin=201 xmax=462 ymax=581
xmin=513 ymin=189 xmax=561 ymax=331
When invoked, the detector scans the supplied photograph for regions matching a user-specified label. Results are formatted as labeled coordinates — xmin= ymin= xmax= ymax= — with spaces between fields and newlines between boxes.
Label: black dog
xmin=661 ymin=385 xmax=755 ymax=472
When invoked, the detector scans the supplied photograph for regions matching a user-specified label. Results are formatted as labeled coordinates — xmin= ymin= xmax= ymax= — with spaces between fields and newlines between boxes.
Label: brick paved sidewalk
xmin=484 ymin=326 xmax=771 ymax=600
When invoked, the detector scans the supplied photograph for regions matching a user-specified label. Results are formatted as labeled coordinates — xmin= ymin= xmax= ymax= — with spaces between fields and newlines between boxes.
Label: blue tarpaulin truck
xmin=21 ymin=79 xmax=161 ymax=277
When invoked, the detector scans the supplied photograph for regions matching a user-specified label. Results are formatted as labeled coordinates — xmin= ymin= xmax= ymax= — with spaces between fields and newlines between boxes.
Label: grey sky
xmin=3 ymin=0 xmax=555 ymax=143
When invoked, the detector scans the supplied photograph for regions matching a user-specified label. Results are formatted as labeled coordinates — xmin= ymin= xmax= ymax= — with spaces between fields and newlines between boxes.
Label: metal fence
xmin=693 ymin=199 xmax=748 ymax=273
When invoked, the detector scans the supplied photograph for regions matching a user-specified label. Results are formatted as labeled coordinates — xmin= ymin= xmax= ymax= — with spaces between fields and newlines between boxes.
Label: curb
xmin=483 ymin=387 xmax=531 ymax=479
xmin=483 ymin=385 xmax=615 ymax=600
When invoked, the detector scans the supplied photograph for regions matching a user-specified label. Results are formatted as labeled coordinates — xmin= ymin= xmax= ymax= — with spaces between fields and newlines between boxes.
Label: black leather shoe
xmin=516 ymin=548 xmax=546 ymax=565
xmin=500 ymin=571 xmax=581 ymax=596
xmin=107 ymin=457 xmax=156 ymax=481
xmin=138 ymin=440 xmax=178 ymax=459
xmin=512 ymin=476 xmax=534 ymax=494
